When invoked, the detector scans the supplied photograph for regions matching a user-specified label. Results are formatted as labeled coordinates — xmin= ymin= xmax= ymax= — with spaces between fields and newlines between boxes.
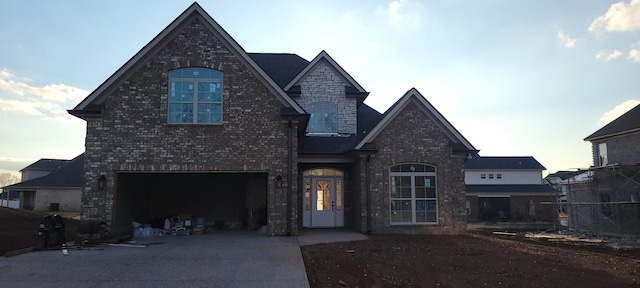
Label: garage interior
xmin=112 ymin=172 xmax=267 ymax=236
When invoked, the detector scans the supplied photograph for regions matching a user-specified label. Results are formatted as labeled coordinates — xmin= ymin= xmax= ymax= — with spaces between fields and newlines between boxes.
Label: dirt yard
xmin=301 ymin=232 xmax=640 ymax=288
xmin=0 ymin=207 xmax=79 ymax=255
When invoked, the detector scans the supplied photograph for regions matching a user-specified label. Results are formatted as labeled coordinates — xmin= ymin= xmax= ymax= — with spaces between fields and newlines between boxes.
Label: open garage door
xmin=112 ymin=172 xmax=267 ymax=236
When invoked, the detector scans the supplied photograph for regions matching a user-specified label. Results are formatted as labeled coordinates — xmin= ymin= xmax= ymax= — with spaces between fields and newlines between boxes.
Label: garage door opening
xmin=112 ymin=172 xmax=267 ymax=236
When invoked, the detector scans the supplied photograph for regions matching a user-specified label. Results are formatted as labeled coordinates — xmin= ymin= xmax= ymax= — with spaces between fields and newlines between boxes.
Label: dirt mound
xmin=0 ymin=207 xmax=79 ymax=256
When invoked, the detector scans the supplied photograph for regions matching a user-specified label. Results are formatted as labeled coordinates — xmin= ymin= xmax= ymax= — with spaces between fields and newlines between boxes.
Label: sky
xmin=1 ymin=0 xmax=639 ymax=177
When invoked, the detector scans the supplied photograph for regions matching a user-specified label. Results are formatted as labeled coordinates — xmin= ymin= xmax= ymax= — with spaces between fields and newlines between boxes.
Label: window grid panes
xmin=304 ymin=181 xmax=311 ymax=210
xmin=168 ymin=68 xmax=223 ymax=124
xmin=390 ymin=164 xmax=437 ymax=224
xmin=308 ymin=102 xmax=337 ymax=133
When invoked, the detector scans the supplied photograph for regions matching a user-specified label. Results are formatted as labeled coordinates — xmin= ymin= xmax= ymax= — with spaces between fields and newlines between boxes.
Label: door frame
xmin=302 ymin=169 xmax=344 ymax=228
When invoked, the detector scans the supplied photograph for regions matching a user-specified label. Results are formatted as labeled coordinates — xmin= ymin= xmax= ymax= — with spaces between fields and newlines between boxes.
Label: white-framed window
xmin=308 ymin=102 xmax=337 ymax=133
xmin=168 ymin=68 xmax=223 ymax=124
xmin=480 ymin=174 xmax=486 ymax=179
xmin=497 ymin=173 xmax=502 ymax=179
xmin=489 ymin=174 xmax=494 ymax=179
xmin=389 ymin=163 xmax=437 ymax=224
xmin=598 ymin=143 xmax=608 ymax=166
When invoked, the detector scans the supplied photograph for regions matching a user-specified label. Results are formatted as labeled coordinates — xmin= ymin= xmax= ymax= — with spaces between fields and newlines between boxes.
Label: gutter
xmin=287 ymin=119 xmax=293 ymax=235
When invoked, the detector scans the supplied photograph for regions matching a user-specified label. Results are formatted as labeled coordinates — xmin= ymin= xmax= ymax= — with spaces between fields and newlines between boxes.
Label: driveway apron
xmin=0 ymin=231 xmax=309 ymax=288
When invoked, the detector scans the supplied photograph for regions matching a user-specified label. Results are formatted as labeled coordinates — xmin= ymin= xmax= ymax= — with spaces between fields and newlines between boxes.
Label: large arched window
xmin=389 ymin=163 xmax=437 ymax=224
xmin=168 ymin=68 xmax=223 ymax=124
xmin=308 ymin=102 xmax=337 ymax=133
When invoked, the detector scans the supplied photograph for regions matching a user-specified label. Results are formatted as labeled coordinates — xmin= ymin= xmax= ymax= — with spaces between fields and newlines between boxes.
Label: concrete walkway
xmin=0 ymin=229 xmax=369 ymax=288
xmin=297 ymin=228 xmax=368 ymax=246
xmin=0 ymin=232 xmax=309 ymax=288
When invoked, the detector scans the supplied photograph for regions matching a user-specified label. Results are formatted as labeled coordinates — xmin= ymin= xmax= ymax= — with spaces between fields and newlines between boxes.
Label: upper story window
xmin=497 ymin=174 xmax=502 ymax=179
xmin=597 ymin=143 xmax=608 ymax=166
xmin=480 ymin=174 xmax=486 ymax=179
xmin=489 ymin=174 xmax=494 ymax=179
xmin=308 ymin=102 xmax=337 ymax=133
xmin=168 ymin=68 xmax=223 ymax=124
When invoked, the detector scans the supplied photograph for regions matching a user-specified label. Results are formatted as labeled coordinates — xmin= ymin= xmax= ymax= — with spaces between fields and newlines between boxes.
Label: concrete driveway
xmin=0 ymin=231 xmax=309 ymax=288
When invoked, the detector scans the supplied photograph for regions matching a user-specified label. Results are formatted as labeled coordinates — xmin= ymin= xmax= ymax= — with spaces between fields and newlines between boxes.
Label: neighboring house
xmin=584 ymin=103 xmax=640 ymax=167
xmin=1 ymin=154 xmax=84 ymax=212
xmin=464 ymin=155 xmax=559 ymax=222
xmin=67 ymin=3 xmax=476 ymax=236
xmin=545 ymin=170 xmax=592 ymax=201
xmin=561 ymin=104 xmax=640 ymax=236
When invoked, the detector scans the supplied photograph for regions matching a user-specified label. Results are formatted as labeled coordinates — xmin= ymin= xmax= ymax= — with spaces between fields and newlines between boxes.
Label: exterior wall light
xmin=275 ymin=175 xmax=283 ymax=188
xmin=98 ymin=175 xmax=106 ymax=190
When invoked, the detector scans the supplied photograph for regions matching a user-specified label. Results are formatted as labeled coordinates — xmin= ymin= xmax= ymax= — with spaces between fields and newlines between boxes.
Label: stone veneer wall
xmin=365 ymin=100 xmax=467 ymax=234
xmin=296 ymin=61 xmax=357 ymax=134
xmin=81 ymin=16 xmax=298 ymax=236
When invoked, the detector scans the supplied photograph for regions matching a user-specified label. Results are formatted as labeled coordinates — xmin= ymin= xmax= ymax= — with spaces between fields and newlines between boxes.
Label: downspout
xmin=287 ymin=119 xmax=293 ymax=235
xmin=365 ymin=154 xmax=371 ymax=234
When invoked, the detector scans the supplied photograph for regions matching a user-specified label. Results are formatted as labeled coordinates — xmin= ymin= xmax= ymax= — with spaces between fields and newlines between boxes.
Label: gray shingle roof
xmin=585 ymin=103 xmax=640 ymax=141
xmin=4 ymin=154 xmax=84 ymax=189
xmin=466 ymin=184 xmax=559 ymax=194
xmin=464 ymin=155 xmax=546 ymax=170
xmin=248 ymin=53 xmax=309 ymax=89
xmin=20 ymin=158 xmax=71 ymax=172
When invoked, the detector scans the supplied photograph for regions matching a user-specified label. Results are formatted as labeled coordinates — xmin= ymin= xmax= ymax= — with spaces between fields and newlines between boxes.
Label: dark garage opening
xmin=479 ymin=197 xmax=511 ymax=221
xmin=112 ymin=172 xmax=267 ymax=236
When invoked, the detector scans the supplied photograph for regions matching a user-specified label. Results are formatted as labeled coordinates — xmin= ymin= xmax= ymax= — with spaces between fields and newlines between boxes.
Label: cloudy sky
xmin=1 ymin=0 xmax=639 ymax=176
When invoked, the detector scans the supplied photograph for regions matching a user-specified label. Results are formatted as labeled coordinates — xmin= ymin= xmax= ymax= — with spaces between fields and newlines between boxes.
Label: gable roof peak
xmin=69 ymin=2 xmax=304 ymax=118
xmin=284 ymin=50 xmax=366 ymax=93
xmin=355 ymin=87 xmax=476 ymax=152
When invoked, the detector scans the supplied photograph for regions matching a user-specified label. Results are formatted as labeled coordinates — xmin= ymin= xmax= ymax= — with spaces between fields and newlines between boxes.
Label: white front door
xmin=304 ymin=177 xmax=344 ymax=227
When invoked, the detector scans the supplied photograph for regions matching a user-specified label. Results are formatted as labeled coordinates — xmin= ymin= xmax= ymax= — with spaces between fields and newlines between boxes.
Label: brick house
xmin=68 ymin=3 xmax=476 ymax=236
xmin=584 ymin=103 xmax=640 ymax=167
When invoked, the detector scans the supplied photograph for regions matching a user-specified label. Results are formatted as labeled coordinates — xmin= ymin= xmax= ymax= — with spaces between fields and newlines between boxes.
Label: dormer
xmin=284 ymin=51 xmax=368 ymax=136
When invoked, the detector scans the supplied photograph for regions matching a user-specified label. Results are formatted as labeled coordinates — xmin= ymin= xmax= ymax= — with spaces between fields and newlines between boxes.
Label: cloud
xmin=0 ymin=69 xmax=88 ymax=103
xmin=376 ymin=0 xmax=421 ymax=27
xmin=557 ymin=31 xmax=577 ymax=48
xmin=0 ymin=68 xmax=88 ymax=119
xmin=595 ymin=49 xmax=623 ymax=61
xmin=629 ymin=48 xmax=640 ymax=62
xmin=599 ymin=99 xmax=640 ymax=125
xmin=589 ymin=0 xmax=640 ymax=32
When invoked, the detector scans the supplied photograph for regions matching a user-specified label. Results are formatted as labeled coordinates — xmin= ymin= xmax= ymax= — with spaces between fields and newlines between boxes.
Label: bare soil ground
xmin=0 ymin=207 xmax=79 ymax=256
xmin=301 ymin=232 xmax=640 ymax=288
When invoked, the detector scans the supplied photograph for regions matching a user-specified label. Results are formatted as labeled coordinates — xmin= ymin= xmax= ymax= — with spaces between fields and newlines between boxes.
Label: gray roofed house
xmin=2 ymin=154 xmax=84 ymax=212
xmin=66 ymin=3 xmax=476 ymax=237
xmin=584 ymin=103 xmax=640 ymax=166
xmin=464 ymin=155 xmax=546 ymax=170
xmin=464 ymin=155 xmax=559 ymax=222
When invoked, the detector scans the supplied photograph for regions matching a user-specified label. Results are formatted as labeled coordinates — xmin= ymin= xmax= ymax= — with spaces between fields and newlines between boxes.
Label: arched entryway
xmin=302 ymin=168 xmax=344 ymax=228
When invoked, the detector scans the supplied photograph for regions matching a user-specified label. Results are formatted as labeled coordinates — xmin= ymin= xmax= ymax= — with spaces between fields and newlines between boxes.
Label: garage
xmin=111 ymin=172 xmax=268 ymax=236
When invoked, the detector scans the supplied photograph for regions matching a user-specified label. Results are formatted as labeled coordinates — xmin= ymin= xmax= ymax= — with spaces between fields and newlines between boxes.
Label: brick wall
xmin=365 ymin=99 xmax=467 ymax=234
xmin=591 ymin=132 xmax=640 ymax=166
xmin=297 ymin=61 xmax=357 ymax=134
xmin=81 ymin=16 xmax=297 ymax=235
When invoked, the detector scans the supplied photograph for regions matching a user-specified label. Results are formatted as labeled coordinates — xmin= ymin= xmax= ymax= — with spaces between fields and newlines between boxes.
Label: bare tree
xmin=0 ymin=172 xmax=20 ymax=190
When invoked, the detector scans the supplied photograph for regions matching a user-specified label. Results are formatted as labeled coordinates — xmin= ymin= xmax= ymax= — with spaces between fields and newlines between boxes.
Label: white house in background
xmin=1 ymin=154 xmax=84 ymax=212
xmin=464 ymin=154 xmax=559 ymax=222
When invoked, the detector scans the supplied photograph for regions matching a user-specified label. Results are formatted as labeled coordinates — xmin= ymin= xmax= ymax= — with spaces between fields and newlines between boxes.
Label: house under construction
xmin=567 ymin=163 xmax=640 ymax=237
